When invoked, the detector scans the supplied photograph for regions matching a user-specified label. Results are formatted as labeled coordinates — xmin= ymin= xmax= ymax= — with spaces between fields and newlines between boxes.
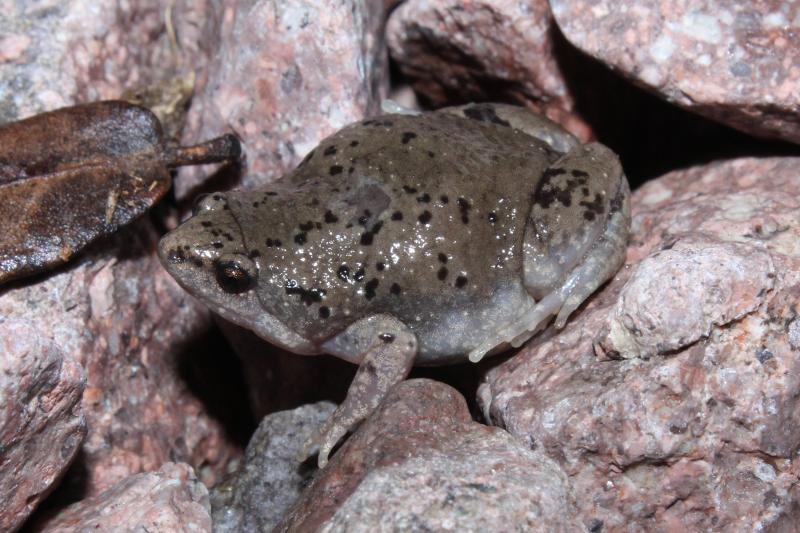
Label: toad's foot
xmin=299 ymin=314 xmax=418 ymax=468
xmin=467 ymin=292 xmax=564 ymax=363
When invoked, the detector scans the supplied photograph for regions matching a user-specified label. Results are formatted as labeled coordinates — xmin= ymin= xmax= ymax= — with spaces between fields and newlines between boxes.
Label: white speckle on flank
xmin=649 ymin=34 xmax=676 ymax=63
xmin=673 ymin=12 xmax=722 ymax=44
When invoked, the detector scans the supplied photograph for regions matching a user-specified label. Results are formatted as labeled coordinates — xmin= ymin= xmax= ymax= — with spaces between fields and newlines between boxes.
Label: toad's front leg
xmin=300 ymin=314 xmax=418 ymax=468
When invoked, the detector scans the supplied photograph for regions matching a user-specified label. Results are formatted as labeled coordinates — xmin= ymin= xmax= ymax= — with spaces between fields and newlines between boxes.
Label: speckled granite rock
xmin=0 ymin=222 xmax=239 ymax=514
xmin=277 ymin=379 xmax=580 ymax=532
xmin=386 ymin=0 xmax=591 ymax=140
xmin=0 ymin=0 xmax=214 ymax=122
xmin=551 ymin=0 xmax=800 ymax=145
xmin=479 ymin=157 xmax=800 ymax=531
xmin=37 ymin=462 xmax=211 ymax=532
xmin=176 ymin=0 xmax=389 ymax=199
xmin=0 ymin=322 xmax=86 ymax=532
xmin=211 ymin=402 xmax=336 ymax=532
xmin=0 ymin=0 xmax=242 ymax=511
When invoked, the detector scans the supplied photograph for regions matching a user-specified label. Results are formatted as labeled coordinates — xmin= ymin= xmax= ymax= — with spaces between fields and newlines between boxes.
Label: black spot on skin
xmin=324 ymin=210 xmax=338 ymax=223
xmin=440 ymin=195 xmax=449 ymax=204
xmin=534 ymin=168 xmax=593 ymax=209
xmin=191 ymin=258 xmax=203 ymax=267
xmin=323 ymin=145 xmax=337 ymax=156
xmin=390 ymin=283 xmax=401 ymax=295
xmin=571 ymin=169 xmax=589 ymax=178
xmin=252 ymin=201 xmax=259 ymax=208
xmin=338 ymin=265 xmax=350 ymax=281
xmin=416 ymin=193 xmax=431 ymax=203
xmin=418 ymin=210 xmax=432 ymax=224
xmin=350 ymin=140 xmax=359 ymax=147
xmin=285 ymin=279 xmax=326 ymax=305
xmin=223 ymin=232 xmax=234 ymax=241
xmin=212 ymin=242 xmax=224 ymax=249
xmin=391 ymin=211 xmax=403 ymax=221
xmin=376 ymin=262 xmax=385 ymax=271
xmin=168 ymin=248 xmax=186 ymax=264
xmin=401 ymin=131 xmax=417 ymax=144
xmin=319 ymin=306 xmax=331 ymax=319
xmin=488 ymin=212 xmax=497 ymax=223
xmin=348 ymin=166 xmax=355 ymax=174
xmin=379 ymin=333 xmax=395 ymax=343
xmin=457 ymin=197 xmax=471 ymax=224
xmin=329 ymin=165 xmax=343 ymax=175
xmin=309 ymin=198 xmax=320 ymax=207
xmin=248 ymin=249 xmax=261 ymax=258
xmin=427 ymin=151 xmax=435 ymax=158
xmin=402 ymin=185 xmax=418 ymax=194
xmin=455 ymin=275 xmax=468 ymax=288
xmin=354 ymin=268 xmax=365 ymax=282
xmin=360 ymin=220 xmax=383 ymax=245
xmin=299 ymin=220 xmax=314 ymax=232
xmin=582 ymin=187 xmax=590 ymax=197
xmin=364 ymin=278 xmax=379 ymax=299
xmin=266 ymin=238 xmax=283 ymax=247
xmin=438 ymin=253 xmax=448 ymax=264
xmin=266 ymin=191 xmax=278 ymax=196
xmin=462 ymin=104 xmax=511 ymax=127
xmin=294 ymin=233 xmax=307 ymax=245
xmin=437 ymin=266 xmax=448 ymax=280
xmin=580 ymin=193 xmax=605 ymax=221
xmin=201 ymin=221 xmax=212 ymax=228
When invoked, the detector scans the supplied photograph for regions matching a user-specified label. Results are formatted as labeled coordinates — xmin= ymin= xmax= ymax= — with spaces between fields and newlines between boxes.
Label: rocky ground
xmin=1 ymin=0 xmax=799 ymax=531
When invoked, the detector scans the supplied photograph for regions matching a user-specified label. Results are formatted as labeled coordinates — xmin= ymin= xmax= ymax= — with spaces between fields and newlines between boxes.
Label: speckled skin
xmin=158 ymin=103 xmax=630 ymax=466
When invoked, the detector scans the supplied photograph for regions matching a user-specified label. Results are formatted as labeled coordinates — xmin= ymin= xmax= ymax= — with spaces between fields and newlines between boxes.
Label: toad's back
xmin=224 ymin=112 xmax=556 ymax=360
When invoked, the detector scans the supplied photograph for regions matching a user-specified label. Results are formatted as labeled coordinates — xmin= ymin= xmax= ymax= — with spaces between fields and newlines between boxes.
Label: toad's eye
xmin=193 ymin=192 xmax=228 ymax=215
xmin=214 ymin=254 xmax=256 ymax=294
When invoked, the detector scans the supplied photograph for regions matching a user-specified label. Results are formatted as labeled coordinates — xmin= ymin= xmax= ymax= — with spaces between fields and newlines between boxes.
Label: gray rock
xmin=211 ymin=402 xmax=335 ymax=533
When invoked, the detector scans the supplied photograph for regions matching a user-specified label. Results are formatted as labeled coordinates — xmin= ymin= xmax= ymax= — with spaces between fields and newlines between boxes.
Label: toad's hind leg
xmin=300 ymin=314 xmax=417 ymax=468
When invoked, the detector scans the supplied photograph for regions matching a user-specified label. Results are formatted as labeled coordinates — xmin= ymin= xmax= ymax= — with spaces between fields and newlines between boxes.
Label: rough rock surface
xmin=551 ymin=0 xmax=800 ymax=145
xmin=0 ymin=322 xmax=86 ymax=532
xmin=0 ymin=0 xmax=241 ymax=515
xmin=211 ymin=402 xmax=336 ymax=533
xmin=37 ymin=462 xmax=211 ymax=532
xmin=479 ymin=157 xmax=800 ymax=531
xmin=386 ymin=0 xmax=591 ymax=140
xmin=176 ymin=0 xmax=389 ymax=199
xmin=0 ymin=0 xmax=214 ymax=123
xmin=278 ymin=379 xmax=580 ymax=532
xmin=0 ymin=220 xmax=240 ymax=510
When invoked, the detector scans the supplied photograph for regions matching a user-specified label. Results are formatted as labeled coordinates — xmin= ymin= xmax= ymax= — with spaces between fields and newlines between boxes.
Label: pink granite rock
xmin=0 ymin=222 xmax=240 ymax=506
xmin=0 ymin=322 xmax=86 ymax=532
xmin=0 ymin=0 xmax=243 ymax=512
xmin=176 ymin=0 xmax=389 ymax=199
xmin=550 ymin=0 xmax=800 ymax=145
xmin=37 ymin=462 xmax=211 ymax=532
xmin=0 ymin=0 xmax=214 ymax=122
xmin=386 ymin=0 xmax=592 ymax=141
xmin=479 ymin=157 xmax=800 ymax=530
xmin=278 ymin=379 xmax=580 ymax=532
